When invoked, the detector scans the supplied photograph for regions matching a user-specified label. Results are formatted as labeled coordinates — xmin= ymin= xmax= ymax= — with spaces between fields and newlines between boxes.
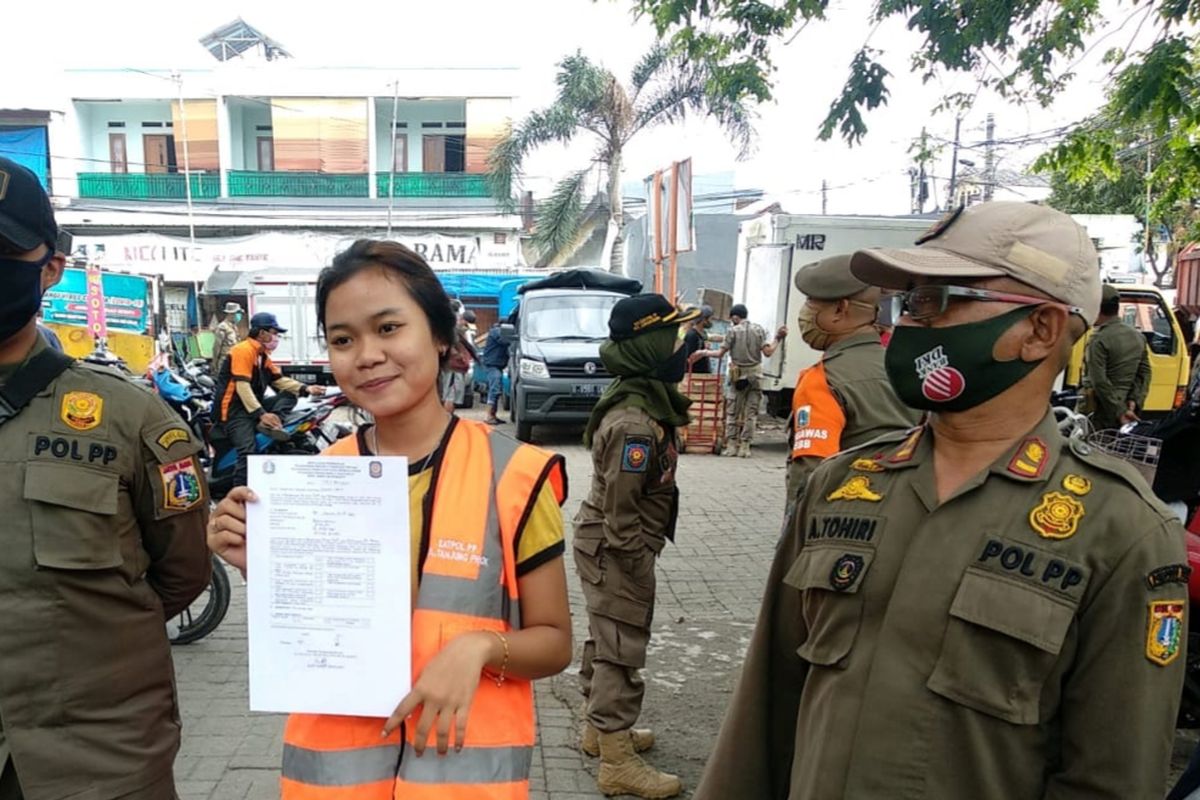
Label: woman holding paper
xmin=207 ymin=240 xmax=573 ymax=799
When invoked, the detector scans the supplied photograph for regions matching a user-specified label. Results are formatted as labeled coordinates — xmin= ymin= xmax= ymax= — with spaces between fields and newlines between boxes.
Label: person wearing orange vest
xmin=786 ymin=255 xmax=919 ymax=511
xmin=207 ymin=240 xmax=573 ymax=800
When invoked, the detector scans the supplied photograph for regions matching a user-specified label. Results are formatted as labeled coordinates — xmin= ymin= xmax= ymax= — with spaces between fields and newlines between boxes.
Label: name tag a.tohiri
xmin=246 ymin=455 xmax=411 ymax=717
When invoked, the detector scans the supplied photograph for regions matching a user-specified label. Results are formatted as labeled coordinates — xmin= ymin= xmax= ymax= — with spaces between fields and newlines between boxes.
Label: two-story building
xmin=0 ymin=21 xmax=530 ymax=340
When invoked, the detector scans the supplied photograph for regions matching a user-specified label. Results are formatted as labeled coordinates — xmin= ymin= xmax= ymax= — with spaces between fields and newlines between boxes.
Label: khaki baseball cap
xmin=850 ymin=202 xmax=1101 ymax=322
xmin=794 ymin=254 xmax=870 ymax=300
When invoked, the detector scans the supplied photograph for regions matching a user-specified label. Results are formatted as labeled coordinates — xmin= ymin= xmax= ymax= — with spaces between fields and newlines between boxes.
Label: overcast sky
xmin=5 ymin=0 xmax=1168 ymax=215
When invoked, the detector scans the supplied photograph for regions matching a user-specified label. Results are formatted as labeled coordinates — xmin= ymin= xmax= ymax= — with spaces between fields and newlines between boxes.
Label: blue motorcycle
xmin=206 ymin=389 xmax=352 ymax=502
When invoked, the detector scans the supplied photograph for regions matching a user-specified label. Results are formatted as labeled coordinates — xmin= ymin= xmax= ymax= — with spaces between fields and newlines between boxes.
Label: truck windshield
xmin=523 ymin=294 xmax=621 ymax=341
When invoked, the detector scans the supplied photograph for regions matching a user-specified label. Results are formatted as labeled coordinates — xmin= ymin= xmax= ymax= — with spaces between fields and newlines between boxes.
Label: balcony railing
xmin=377 ymin=172 xmax=492 ymax=198
xmin=75 ymin=170 xmax=498 ymax=200
xmin=77 ymin=172 xmax=220 ymax=200
xmin=228 ymin=171 xmax=369 ymax=197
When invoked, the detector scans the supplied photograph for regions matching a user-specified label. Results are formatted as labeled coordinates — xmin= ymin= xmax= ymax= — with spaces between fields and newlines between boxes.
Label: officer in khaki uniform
xmin=210 ymin=301 xmax=242 ymax=372
xmin=786 ymin=255 xmax=919 ymax=508
xmin=575 ymin=294 xmax=700 ymax=799
xmin=698 ymin=304 xmax=786 ymax=457
xmin=1081 ymin=283 xmax=1152 ymax=430
xmin=696 ymin=202 xmax=1187 ymax=800
xmin=0 ymin=158 xmax=212 ymax=800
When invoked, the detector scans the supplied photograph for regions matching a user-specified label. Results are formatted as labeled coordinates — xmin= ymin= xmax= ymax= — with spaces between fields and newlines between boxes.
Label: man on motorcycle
xmin=213 ymin=311 xmax=325 ymax=488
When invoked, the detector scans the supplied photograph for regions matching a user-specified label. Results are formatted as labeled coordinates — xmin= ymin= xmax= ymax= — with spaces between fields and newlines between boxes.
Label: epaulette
xmin=1065 ymin=437 xmax=1177 ymax=525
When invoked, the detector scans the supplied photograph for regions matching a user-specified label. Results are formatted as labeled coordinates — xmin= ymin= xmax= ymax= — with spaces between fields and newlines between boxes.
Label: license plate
xmin=292 ymin=373 xmax=317 ymax=383
xmin=572 ymin=384 xmax=603 ymax=396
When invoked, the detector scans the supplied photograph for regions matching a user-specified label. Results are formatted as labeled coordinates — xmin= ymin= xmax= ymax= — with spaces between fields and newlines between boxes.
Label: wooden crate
xmin=681 ymin=374 xmax=724 ymax=454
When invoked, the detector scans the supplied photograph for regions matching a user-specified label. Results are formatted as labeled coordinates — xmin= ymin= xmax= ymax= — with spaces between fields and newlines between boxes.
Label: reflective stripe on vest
xmin=281 ymin=419 xmax=564 ymax=800
xmin=790 ymin=360 xmax=847 ymax=461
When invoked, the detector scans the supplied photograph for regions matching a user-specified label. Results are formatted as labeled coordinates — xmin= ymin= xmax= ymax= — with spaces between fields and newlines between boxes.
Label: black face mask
xmin=653 ymin=346 xmax=688 ymax=383
xmin=0 ymin=251 xmax=50 ymax=343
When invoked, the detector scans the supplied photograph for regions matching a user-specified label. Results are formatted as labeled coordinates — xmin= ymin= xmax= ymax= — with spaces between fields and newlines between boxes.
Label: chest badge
xmin=827 ymin=475 xmax=883 ymax=503
xmin=830 ymin=553 xmax=865 ymax=592
xmin=1062 ymin=474 xmax=1092 ymax=496
xmin=850 ymin=457 xmax=884 ymax=473
xmin=1146 ymin=600 xmax=1185 ymax=666
xmin=1029 ymin=491 xmax=1085 ymax=540
xmin=61 ymin=391 xmax=104 ymax=431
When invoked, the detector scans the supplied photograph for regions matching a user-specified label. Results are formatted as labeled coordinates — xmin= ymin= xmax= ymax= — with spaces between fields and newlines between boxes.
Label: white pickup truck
xmin=733 ymin=212 xmax=934 ymax=418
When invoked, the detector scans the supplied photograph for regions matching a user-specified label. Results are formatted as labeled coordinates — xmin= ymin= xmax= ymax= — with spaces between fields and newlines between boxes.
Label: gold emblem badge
xmin=827 ymin=475 xmax=884 ymax=503
xmin=157 ymin=428 xmax=191 ymax=449
xmin=1062 ymin=474 xmax=1092 ymax=496
xmin=851 ymin=458 xmax=885 ymax=473
xmin=61 ymin=391 xmax=103 ymax=431
xmin=1029 ymin=491 xmax=1085 ymax=540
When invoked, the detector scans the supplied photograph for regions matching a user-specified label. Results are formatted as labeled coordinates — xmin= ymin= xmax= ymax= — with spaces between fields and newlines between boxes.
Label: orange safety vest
xmin=280 ymin=418 xmax=567 ymax=800
xmin=790 ymin=360 xmax=846 ymax=462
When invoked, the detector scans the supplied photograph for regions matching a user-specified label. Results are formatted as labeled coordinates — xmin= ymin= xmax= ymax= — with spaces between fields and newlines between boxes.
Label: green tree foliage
xmin=629 ymin=0 xmax=1200 ymax=147
xmin=487 ymin=46 xmax=754 ymax=270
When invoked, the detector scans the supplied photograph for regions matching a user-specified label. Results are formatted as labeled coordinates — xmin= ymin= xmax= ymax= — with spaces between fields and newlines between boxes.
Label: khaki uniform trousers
xmin=576 ymin=543 xmax=658 ymax=733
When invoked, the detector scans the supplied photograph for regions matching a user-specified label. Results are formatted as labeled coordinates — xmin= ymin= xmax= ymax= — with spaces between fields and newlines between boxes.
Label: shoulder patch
xmin=157 ymin=428 xmax=191 ymax=449
xmin=1146 ymin=600 xmax=1185 ymax=666
xmin=1147 ymin=564 xmax=1192 ymax=590
xmin=159 ymin=457 xmax=205 ymax=512
xmin=621 ymin=436 xmax=651 ymax=473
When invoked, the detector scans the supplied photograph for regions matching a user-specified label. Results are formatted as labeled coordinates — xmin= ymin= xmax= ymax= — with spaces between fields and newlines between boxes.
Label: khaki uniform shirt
xmin=726 ymin=322 xmax=768 ymax=368
xmin=0 ymin=340 xmax=211 ymax=800
xmin=211 ymin=319 xmax=239 ymax=371
xmin=697 ymin=411 xmax=1187 ymax=800
xmin=1084 ymin=319 xmax=1152 ymax=429
xmin=787 ymin=332 xmax=920 ymax=504
xmin=574 ymin=406 xmax=679 ymax=554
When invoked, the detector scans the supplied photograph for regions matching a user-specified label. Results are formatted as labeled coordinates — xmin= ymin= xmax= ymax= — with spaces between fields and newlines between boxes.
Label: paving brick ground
xmin=172 ymin=413 xmax=791 ymax=799
xmin=171 ymin=412 xmax=1198 ymax=798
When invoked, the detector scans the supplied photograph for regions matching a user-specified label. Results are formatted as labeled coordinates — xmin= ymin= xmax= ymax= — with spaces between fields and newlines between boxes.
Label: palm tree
xmin=487 ymin=46 xmax=754 ymax=272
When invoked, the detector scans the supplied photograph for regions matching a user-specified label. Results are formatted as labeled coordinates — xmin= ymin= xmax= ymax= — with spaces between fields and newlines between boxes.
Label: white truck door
xmin=742 ymin=243 xmax=793 ymax=379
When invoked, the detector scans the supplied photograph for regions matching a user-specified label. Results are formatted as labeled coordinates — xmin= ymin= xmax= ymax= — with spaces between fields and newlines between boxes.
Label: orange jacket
xmin=790 ymin=360 xmax=846 ymax=462
xmin=281 ymin=418 xmax=566 ymax=800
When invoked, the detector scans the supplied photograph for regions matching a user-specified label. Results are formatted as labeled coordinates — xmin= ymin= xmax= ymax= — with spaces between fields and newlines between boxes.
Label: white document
xmin=246 ymin=455 xmax=411 ymax=717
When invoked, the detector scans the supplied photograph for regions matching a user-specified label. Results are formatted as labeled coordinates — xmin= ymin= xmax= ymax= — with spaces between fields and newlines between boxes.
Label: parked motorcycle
xmin=150 ymin=363 xmax=215 ymax=458
xmin=206 ymin=389 xmax=353 ymax=502
xmin=168 ymin=554 xmax=232 ymax=645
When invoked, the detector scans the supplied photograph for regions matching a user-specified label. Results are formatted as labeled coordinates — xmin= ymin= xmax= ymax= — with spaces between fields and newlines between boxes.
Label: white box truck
xmin=733 ymin=213 xmax=934 ymax=418
xmin=248 ymin=275 xmax=332 ymax=385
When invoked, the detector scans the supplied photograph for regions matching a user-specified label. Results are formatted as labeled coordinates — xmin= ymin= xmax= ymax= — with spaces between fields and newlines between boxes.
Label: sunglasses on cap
xmin=879 ymin=285 xmax=1083 ymax=325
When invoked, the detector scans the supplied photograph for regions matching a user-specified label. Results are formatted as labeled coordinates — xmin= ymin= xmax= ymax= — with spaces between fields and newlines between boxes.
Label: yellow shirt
xmin=407 ymin=460 xmax=564 ymax=605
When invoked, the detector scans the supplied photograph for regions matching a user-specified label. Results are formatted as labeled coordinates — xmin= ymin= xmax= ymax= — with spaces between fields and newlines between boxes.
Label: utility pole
xmin=171 ymin=71 xmax=196 ymax=249
xmin=917 ymin=127 xmax=928 ymax=214
xmin=386 ymin=78 xmax=400 ymax=238
xmin=983 ymin=113 xmax=996 ymax=202
xmin=821 ymin=179 xmax=828 ymax=215
xmin=947 ymin=115 xmax=962 ymax=207
xmin=1145 ymin=136 xmax=1154 ymax=256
